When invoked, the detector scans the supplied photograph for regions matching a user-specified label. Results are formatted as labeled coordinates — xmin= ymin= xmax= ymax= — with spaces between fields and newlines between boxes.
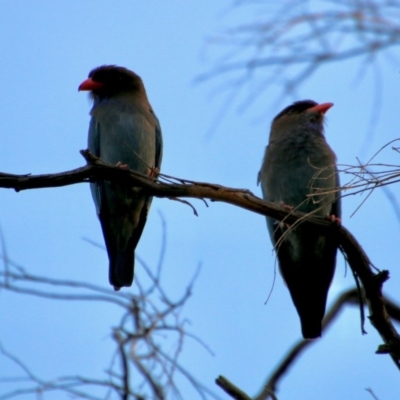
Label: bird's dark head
xmin=271 ymin=100 xmax=333 ymax=138
xmin=78 ymin=65 xmax=144 ymax=99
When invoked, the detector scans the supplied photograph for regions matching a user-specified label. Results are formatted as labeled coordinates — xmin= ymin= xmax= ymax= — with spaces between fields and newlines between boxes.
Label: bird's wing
xmin=258 ymin=160 xmax=279 ymax=245
xmin=331 ymin=166 xmax=341 ymax=218
xmin=88 ymin=118 xmax=102 ymax=215
xmin=92 ymin=105 xmax=161 ymax=288
xmin=152 ymin=111 xmax=163 ymax=170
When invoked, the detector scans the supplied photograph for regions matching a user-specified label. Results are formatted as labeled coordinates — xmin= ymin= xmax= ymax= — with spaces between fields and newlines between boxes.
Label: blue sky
xmin=0 ymin=1 xmax=399 ymax=399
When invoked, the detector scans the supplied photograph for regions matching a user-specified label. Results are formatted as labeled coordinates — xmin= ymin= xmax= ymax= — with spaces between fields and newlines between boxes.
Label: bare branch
xmin=215 ymin=375 xmax=253 ymax=400
xmin=198 ymin=0 xmax=400 ymax=97
xmin=255 ymin=288 xmax=400 ymax=400
xmin=0 ymin=219 xmax=219 ymax=399
xmin=0 ymin=149 xmax=399 ymax=366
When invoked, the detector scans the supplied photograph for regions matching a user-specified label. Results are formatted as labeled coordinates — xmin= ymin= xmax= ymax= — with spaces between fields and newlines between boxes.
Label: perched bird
xmin=258 ymin=100 xmax=341 ymax=339
xmin=79 ymin=65 xmax=162 ymax=290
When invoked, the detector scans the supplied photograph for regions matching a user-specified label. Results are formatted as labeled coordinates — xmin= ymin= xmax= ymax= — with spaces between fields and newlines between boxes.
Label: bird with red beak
xmin=79 ymin=65 xmax=163 ymax=290
xmin=258 ymin=100 xmax=341 ymax=339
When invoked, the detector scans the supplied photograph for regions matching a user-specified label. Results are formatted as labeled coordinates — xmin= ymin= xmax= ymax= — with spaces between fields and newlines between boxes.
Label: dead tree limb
xmin=0 ymin=150 xmax=399 ymax=368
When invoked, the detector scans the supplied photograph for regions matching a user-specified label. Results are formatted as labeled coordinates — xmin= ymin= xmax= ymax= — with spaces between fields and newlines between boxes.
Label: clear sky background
xmin=0 ymin=1 xmax=399 ymax=399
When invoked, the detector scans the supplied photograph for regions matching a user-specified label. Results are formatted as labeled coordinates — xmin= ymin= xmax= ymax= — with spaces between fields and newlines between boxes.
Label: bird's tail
xmin=278 ymin=248 xmax=336 ymax=338
xmin=276 ymin=228 xmax=338 ymax=339
xmin=297 ymin=294 xmax=326 ymax=339
xmin=109 ymin=249 xmax=135 ymax=291
xmin=284 ymin=274 xmax=329 ymax=339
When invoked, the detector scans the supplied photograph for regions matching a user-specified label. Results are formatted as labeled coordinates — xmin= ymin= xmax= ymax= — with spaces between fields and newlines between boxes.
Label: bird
xmin=258 ymin=100 xmax=341 ymax=339
xmin=78 ymin=65 xmax=162 ymax=290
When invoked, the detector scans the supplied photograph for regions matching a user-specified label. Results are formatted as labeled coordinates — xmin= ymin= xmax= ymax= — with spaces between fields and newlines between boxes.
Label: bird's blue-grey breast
xmin=258 ymin=100 xmax=341 ymax=339
xmin=79 ymin=65 xmax=162 ymax=290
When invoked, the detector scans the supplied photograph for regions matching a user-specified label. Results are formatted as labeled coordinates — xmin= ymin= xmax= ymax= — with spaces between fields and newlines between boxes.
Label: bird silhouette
xmin=258 ymin=100 xmax=341 ymax=338
xmin=79 ymin=65 xmax=162 ymax=290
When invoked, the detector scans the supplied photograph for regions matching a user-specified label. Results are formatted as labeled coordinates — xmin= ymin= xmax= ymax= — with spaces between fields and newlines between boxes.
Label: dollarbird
xmin=258 ymin=100 xmax=341 ymax=339
xmin=79 ymin=65 xmax=162 ymax=290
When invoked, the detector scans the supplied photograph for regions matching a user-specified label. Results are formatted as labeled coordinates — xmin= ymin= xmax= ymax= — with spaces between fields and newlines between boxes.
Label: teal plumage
xmin=258 ymin=100 xmax=340 ymax=338
xmin=79 ymin=65 xmax=162 ymax=290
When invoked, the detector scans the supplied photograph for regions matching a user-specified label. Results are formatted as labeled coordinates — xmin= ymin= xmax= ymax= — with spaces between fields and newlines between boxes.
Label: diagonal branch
xmin=0 ymin=149 xmax=399 ymax=366
xmin=255 ymin=288 xmax=400 ymax=400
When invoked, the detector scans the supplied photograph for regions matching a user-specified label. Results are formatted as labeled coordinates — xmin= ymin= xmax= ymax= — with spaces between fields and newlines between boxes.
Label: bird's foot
xmin=279 ymin=201 xmax=294 ymax=211
xmin=326 ymin=214 xmax=341 ymax=225
xmin=116 ymin=162 xmax=129 ymax=169
xmin=149 ymin=166 xmax=160 ymax=178
xmin=279 ymin=221 xmax=291 ymax=229
xmin=278 ymin=202 xmax=293 ymax=229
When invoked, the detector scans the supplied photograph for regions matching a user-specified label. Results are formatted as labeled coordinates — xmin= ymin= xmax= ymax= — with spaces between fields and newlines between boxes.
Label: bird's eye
xmin=309 ymin=116 xmax=318 ymax=123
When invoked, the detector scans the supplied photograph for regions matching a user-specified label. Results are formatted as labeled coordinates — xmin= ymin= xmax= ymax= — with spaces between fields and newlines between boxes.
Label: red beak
xmin=78 ymin=78 xmax=104 ymax=91
xmin=307 ymin=102 xmax=334 ymax=114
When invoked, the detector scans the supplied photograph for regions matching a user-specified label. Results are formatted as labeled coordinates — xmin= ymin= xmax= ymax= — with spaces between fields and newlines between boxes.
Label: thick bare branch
xmin=255 ymin=288 xmax=400 ymax=400
xmin=215 ymin=375 xmax=253 ymax=400
xmin=0 ymin=150 xmax=399 ymax=367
